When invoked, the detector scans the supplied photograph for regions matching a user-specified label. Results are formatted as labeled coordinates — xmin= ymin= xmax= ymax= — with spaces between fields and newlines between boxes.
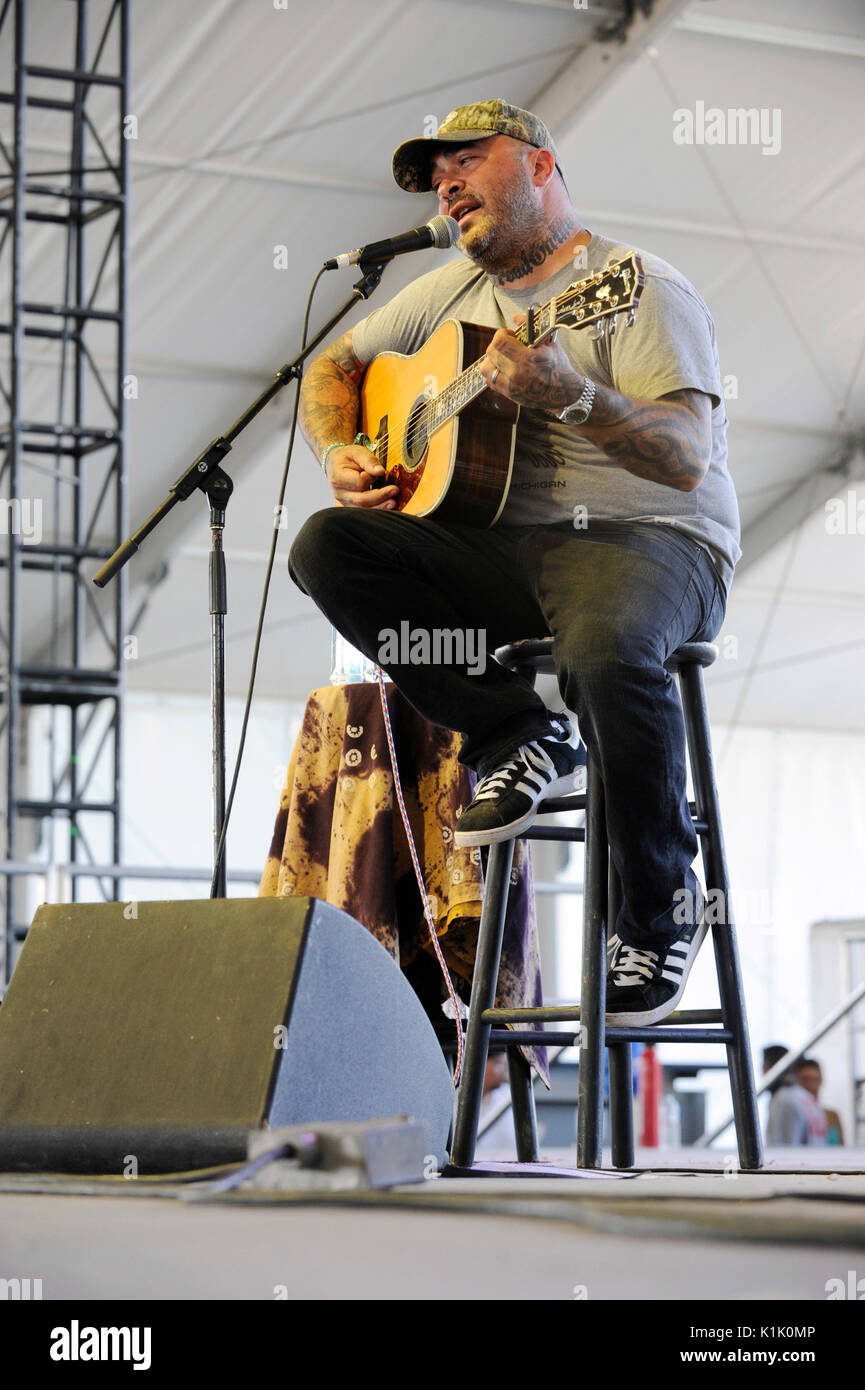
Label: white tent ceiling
xmin=8 ymin=0 xmax=865 ymax=736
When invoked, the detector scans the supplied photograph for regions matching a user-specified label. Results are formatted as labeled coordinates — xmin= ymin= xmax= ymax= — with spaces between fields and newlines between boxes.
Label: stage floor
xmin=1 ymin=1148 xmax=863 ymax=1301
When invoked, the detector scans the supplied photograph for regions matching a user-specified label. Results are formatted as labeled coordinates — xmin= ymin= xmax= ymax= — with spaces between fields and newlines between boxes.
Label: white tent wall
xmin=711 ymin=723 xmax=865 ymax=1143
xmin=21 ymin=694 xmax=304 ymax=917
xmin=119 ymin=691 xmax=304 ymax=894
xmin=811 ymin=918 xmax=865 ymax=1150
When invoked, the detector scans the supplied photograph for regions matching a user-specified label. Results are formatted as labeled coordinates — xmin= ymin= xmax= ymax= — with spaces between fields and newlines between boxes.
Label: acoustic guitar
xmin=360 ymin=253 xmax=645 ymax=526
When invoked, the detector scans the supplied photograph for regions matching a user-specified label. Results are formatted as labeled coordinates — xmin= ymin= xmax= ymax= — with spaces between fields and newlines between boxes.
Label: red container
xmin=638 ymin=1044 xmax=662 ymax=1147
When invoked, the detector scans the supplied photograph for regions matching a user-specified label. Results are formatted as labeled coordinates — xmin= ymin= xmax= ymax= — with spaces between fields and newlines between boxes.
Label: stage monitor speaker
xmin=0 ymin=897 xmax=454 ymax=1173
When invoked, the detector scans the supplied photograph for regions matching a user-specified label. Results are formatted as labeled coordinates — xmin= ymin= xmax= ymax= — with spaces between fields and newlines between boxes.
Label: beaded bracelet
xmin=319 ymin=441 xmax=350 ymax=473
xmin=320 ymin=432 xmax=375 ymax=473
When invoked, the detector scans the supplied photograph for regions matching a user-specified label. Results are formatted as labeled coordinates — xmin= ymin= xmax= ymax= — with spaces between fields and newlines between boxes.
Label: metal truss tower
xmin=0 ymin=0 xmax=129 ymax=978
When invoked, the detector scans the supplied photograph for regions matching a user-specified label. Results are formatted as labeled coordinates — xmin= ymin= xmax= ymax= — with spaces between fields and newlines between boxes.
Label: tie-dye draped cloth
xmin=259 ymin=681 xmax=548 ymax=1083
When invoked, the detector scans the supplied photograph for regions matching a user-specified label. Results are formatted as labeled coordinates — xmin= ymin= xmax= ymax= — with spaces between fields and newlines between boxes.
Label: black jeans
xmin=289 ymin=509 xmax=726 ymax=952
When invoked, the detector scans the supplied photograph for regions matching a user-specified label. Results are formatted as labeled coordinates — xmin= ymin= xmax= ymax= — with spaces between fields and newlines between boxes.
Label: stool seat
xmin=495 ymin=637 xmax=718 ymax=675
xmin=665 ymin=641 xmax=718 ymax=671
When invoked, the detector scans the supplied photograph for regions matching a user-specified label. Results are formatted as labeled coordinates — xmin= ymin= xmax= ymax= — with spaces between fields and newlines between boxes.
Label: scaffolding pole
xmin=0 ymin=0 xmax=129 ymax=978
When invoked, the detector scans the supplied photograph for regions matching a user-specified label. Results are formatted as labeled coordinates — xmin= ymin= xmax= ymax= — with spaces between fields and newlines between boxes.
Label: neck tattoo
xmin=492 ymin=214 xmax=580 ymax=287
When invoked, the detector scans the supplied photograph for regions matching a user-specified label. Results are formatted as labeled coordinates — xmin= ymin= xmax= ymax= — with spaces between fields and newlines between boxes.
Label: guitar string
xmin=369 ymin=363 xmax=487 ymax=460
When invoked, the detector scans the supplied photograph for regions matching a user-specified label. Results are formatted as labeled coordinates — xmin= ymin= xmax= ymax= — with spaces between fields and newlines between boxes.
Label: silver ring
xmin=490 ymin=367 xmax=499 ymax=386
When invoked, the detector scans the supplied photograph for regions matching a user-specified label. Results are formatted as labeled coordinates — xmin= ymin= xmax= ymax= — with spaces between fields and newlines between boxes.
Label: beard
xmin=456 ymin=170 xmax=548 ymax=273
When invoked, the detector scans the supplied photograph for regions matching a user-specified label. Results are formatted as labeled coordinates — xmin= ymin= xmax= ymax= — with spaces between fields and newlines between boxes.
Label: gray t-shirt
xmin=766 ymin=1083 xmax=829 ymax=1146
xmin=351 ymin=232 xmax=740 ymax=591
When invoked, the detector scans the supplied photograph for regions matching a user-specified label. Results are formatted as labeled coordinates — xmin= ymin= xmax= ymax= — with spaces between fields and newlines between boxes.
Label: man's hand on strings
xmin=477 ymin=317 xmax=585 ymax=416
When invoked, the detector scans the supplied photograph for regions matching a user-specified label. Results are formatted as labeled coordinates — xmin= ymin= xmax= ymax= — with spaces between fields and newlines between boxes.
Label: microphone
xmin=324 ymin=214 xmax=460 ymax=270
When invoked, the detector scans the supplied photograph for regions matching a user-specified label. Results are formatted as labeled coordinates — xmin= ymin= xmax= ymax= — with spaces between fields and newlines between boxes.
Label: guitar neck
xmin=393 ymin=253 xmax=642 ymax=442
xmin=427 ymin=298 xmax=558 ymax=432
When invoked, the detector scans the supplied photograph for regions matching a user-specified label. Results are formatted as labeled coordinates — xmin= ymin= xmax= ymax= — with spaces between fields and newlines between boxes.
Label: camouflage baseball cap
xmin=392 ymin=98 xmax=561 ymax=193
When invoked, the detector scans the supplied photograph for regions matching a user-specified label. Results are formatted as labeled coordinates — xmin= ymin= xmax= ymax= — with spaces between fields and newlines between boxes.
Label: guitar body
xmin=361 ymin=320 xmax=519 ymax=527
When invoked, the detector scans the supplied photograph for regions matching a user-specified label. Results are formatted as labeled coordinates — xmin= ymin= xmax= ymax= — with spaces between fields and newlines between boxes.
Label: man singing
xmin=290 ymin=100 xmax=739 ymax=1026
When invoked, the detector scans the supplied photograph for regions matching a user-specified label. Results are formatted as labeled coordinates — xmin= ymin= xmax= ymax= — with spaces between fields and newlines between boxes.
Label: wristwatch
xmin=557 ymin=376 xmax=596 ymax=425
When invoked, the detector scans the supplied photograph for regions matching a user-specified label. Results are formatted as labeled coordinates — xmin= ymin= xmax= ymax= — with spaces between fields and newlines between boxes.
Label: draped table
xmin=259 ymin=681 xmax=548 ymax=1082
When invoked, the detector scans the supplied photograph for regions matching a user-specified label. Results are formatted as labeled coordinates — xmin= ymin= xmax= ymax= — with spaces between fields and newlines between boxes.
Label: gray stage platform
xmin=1 ymin=1147 xmax=863 ymax=1301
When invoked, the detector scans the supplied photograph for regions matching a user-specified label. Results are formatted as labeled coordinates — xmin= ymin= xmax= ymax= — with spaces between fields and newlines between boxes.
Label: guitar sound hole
xmin=402 ymin=393 xmax=430 ymax=472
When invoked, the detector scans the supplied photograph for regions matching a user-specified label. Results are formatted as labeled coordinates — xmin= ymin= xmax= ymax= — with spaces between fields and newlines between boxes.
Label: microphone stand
xmin=93 ymin=260 xmax=388 ymax=898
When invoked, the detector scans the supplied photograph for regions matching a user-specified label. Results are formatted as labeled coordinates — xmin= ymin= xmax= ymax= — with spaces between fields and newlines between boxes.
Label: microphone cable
xmin=376 ymin=670 xmax=465 ymax=1085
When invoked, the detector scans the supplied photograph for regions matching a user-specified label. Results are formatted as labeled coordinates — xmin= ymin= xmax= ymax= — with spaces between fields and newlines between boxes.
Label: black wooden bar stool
xmin=448 ymin=639 xmax=763 ymax=1172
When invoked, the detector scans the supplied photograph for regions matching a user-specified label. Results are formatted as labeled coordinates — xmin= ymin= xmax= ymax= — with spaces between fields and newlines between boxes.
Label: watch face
xmin=560 ymin=380 xmax=594 ymax=424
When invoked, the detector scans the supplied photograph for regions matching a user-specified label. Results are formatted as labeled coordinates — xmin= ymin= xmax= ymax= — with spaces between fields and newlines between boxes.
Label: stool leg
xmin=577 ymin=753 xmax=607 ymax=1168
xmin=451 ymin=838 xmax=516 ymax=1169
xmin=680 ymin=664 xmax=763 ymax=1171
xmin=507 ymin=1048 xmax=540 ymax=1162
xmin=608 ymin=1043 xmax=634 ymax=1167
xmin=606 ymin=861 xmax=635 ymax=1168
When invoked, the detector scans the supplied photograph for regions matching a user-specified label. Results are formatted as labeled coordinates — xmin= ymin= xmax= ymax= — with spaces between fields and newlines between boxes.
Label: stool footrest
xmin=526 ymin=796 xmax=702 ymax=820
xmin=482 ymin=1006 xmax=724 ymax=1024
xmin=523 ymin=826 xmax=586 ymax=842
xmin=487 ymin=1029 xmax=577 ymax=1046
xmin=535 ymin=794 xmax=586 ymax=813
xmin=523 ymin=805 xmax=705 ymax=835
xmin=480 ymin=1027 xmax=733 ymax=1047
xmin=606 ymin=1026 xmax=734 ymax=1045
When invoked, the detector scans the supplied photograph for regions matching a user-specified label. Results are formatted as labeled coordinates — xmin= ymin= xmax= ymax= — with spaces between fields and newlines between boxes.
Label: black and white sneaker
xmin=455 ymin=714 xmax=586 ymax=848
xmin=605 ymin=894 xmax=708 ymax=1026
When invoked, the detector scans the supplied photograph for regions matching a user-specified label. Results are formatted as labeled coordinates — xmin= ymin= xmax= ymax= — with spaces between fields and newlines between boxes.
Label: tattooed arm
xmin=299 ymin=330 xmax=398 ymax=509
xmin=576 ymin=382 xmax=712 ymax=492
xmin=477 ymin=328 xmax=713 ymax=492
xmin=299 ymin=329 xmax=365 ymax=458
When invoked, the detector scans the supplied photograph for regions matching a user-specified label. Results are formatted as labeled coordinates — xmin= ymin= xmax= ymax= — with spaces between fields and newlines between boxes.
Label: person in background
xmin=764 ymin=1045 xmax=829 ymax=1146
xmin=761 ymin=1043 xmax=790 ymax=1095
xmin=797 ymin=1056 xmax=844 ymax=1145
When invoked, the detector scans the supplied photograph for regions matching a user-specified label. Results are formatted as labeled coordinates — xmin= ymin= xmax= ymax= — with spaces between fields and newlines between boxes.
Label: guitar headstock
xmin=552 ymin=252 xmax=645 ymax=339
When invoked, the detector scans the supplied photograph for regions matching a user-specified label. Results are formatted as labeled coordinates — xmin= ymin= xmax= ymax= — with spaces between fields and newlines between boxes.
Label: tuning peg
xmin=626 ymin=308 xmax=636 ymax=328
xmin=608 ymin=313 xmax=618 ymax=336
xmin=590 ymin=319 xmax=607 ymax=341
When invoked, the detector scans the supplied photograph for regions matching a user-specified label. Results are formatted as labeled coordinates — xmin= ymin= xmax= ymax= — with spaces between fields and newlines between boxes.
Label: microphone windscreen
xmin=427 ymin=214 xmax=460 ymax=249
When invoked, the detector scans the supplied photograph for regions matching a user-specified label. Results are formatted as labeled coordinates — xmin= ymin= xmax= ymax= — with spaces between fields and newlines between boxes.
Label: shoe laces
xmin=611 ymin=941 xmax=659 ymax=986
xmin=472 ymin=741 xmax=555 ymax=804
